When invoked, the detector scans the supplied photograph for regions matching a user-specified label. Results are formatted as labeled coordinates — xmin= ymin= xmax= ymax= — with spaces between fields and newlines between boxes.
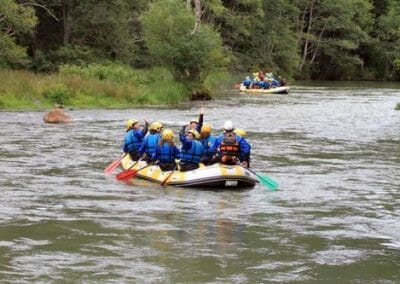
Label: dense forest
xmin=1 ymin=0 xmax=400 ymax=82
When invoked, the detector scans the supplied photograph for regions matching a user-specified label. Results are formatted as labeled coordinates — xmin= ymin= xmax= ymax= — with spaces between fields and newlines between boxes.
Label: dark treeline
xmin=2 ymin=0 xmax=400 ymax=81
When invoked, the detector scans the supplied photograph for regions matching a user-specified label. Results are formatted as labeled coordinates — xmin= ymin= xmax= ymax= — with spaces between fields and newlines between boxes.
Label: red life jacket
xmin=219 ymin=132 xmax=240 ymax=164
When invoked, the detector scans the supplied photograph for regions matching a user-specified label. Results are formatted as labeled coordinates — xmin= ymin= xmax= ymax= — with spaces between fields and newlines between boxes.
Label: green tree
xmin=71 ymin=0 xmax=136 ymax=62
xmin=31 ymin=0 xmax=138 ymax=69
xmin=257 ymin=0 xmax=300 ymax=76
xmin=141 ymin=0 xmax=228 ymax=82
xmin=295 ymin=0 xmax=373 ymax=79
xmin=199 ymin=0 xmax=299 ymax=76
xmin=0 ymin=0 xmax=37 ymax=67
xmin=200 ymin=0 xmax=264 ymax=71
xmin=373 ymin=0 xmax=400 ymax=79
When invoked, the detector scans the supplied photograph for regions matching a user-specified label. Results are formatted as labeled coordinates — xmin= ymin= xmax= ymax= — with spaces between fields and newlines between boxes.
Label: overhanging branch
xmin=21 ymin=1 xmax=59 ymax=21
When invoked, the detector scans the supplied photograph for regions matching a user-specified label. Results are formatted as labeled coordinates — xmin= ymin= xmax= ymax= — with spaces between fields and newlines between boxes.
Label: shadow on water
xmin=0 ymin=82 xmax=400 ymax=282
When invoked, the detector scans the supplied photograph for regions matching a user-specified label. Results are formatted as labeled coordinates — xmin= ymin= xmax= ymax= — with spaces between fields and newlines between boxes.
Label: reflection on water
xmin=0 ymin=83 xmax=400 ymax=282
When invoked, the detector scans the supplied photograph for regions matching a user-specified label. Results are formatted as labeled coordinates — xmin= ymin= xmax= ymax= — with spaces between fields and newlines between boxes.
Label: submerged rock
xmin=190 ymin=89 xmax=212 ymax=101
xmin=43 ymin=107 xmax=73 ymax=123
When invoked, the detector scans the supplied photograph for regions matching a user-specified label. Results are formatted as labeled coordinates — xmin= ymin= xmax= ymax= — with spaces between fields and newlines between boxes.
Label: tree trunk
xmin=309 ymin=22 xmax=327 ymax=66
xmin=62 ymin=0 xmax=72 ymax=45
xmin=298 ymin=0 xmax=314 ymax=72
xmin=191 ymin=0 xmax=202 ymax=35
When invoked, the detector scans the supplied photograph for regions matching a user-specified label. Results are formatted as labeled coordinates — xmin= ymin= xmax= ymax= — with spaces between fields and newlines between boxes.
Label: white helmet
xmin=224 ymin=120 xmax=234 ymax=131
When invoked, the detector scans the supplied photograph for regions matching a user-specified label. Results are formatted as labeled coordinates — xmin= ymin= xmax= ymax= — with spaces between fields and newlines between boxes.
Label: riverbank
xmin=0 ymin=65 xmax=228 ymax=110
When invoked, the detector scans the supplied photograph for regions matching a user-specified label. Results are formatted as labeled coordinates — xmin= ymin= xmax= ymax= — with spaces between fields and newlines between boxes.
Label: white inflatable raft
xmin=120 ymin=155 xmax=258 ymax=189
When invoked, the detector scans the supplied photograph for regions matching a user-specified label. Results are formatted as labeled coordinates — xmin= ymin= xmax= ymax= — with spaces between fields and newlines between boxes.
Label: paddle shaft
xmin=117 ymin=163 xmax=151 ymax=181
xmin=160 ymin=167 xmax=176 ymax=186
xmin=115 ymin=157 xmax=145 ymax=181
xmin=104 ymin=153 xmax=127 ymax=174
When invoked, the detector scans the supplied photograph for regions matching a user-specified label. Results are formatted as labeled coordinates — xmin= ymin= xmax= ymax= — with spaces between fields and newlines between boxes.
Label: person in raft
xmin=179 ymin=126 xmax=204 ymax=172
xmin=209 ymin=120 xmax=251 ymax=168
xmin=123 ymin=118 xmax=148 ymax=160
xmin=139 ymin=121 xmax=163 ymax=163
xmin=242 ymin=76 xmax=252 ymax=89
xmin=152 ymin=128 xmax=180 ymax=171
xmin=233 ymin=128 xmax=251 ymax=168
xmin=183 ymin=107 xmax=204 ymax=133
xmin=199 ymin=123 xmax=216 ymax=166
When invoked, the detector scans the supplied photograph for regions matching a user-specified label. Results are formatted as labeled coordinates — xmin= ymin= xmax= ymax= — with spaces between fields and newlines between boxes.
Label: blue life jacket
xmin=201 ymin=135 xmax=216 ymax=155
xmin=243 ymin=78 xmax=252 ymax=87
xmin=261 ymin=81 xmax=270 ymax=89
xmin=253 ymin=81 xmax=262 ymax=88
xmin=123 ymin=129 xmax=144 ymax=153
xmin=271 ymin=79 xmax=280 ymax=87
xmin=237 ymin=136 xmax=251 ymax=161
xmin=142 ymin=133 xmax=160 ymax=157
xmin=180 ymin=140 xmax=204 ymax=164
xmin=159 ymin=143 xmax=179 ymax=163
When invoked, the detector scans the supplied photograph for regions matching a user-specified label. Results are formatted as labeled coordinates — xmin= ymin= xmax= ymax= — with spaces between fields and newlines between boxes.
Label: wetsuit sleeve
xmin=142 ymin=120 xmax=149 ymax=136
xmin=179 ymin=127 xmax=192 ymax=150
xmin=238 ymin=137 xmax=251 ymax=161
xmin=208 ymin=135 xmax=221 ymax=153
xmin=152 ymin=146 xmax=160 ymax=161
xmin=196 ymin=113 xmax=204 ymax=132
xmin=139 ymin=136 xmax=147 ymax=157
xmin=134 ymin=129 xmax=144 ymax=139
xmin=123 ymin=131 xmax=130 ymax=153
xmin=179 ymin=125 xmax=187 ymax=144
xmin=174 ymin=146 xmax=180 ymax=160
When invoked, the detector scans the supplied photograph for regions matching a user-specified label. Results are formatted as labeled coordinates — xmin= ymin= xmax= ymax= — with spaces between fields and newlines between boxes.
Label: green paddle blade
xmin=255 ymin=173 xmax=279 ymax=191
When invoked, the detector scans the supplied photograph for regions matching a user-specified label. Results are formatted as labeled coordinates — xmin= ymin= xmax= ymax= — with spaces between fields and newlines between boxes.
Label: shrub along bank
xmin=0 ymin=64 xmax=196 ymax=109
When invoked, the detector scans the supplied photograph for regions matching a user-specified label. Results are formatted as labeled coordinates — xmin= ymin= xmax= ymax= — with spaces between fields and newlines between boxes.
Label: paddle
xmin=247 ymin=167 xmax=279 ymax=191
xmin=236 ymin=160 xmax=278 ymax=191
xmin=116 ymin=163 xmax=152 ymax=181
xmin=160 ymin=165 xmax=177 ymax=186
xmin=115 ymin=157 xmax=143 ymax=181
xmin=104 ymin=153 xmax=127 ymax=174
xmin=116 ymin=162 xmax=152 ymax=181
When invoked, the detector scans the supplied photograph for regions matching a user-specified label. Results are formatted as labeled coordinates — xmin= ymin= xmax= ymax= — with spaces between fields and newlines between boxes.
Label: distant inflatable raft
xmin=239 ymin=84 xmax=290 ymax=94
xmin=120 ymin=155 xmax=258 ymax=189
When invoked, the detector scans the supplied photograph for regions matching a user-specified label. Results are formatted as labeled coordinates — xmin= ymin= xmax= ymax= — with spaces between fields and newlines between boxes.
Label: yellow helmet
xmin=126 ymin=119 xmax=138 ymax=130
xmin=162 ymin=128 xmax=174 ymax=140
xmin=234 ymin=128 xmax=247 ymax=137
xmin=156 ymin=122 xmax=164 ymax=131
xmin=187 ymin=129 xmax=200 ymax=140
xmin=200 ymin=123 xmax=212 ymax=134
xmin=150 ymin=121 xmax=163 ymax=132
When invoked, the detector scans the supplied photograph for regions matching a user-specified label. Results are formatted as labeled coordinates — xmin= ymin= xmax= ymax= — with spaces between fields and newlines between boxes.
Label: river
xmin=1 ymin=82 xmax=399 ymax=282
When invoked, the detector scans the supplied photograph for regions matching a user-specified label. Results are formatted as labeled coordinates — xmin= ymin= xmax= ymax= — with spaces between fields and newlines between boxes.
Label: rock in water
xmin=43 ymin=107 xmax=73 ymax=123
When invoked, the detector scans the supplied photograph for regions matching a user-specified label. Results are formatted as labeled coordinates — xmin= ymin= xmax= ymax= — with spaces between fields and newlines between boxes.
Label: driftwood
xmin=43 ymin=107 xmax=73 ymax=123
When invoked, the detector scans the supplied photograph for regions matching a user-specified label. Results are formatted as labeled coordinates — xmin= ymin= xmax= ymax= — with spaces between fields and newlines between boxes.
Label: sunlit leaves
xmin=0 ymin=0 xmax=37 ymax=67
xmin=141 ymin=0 xmax=227 ymax=82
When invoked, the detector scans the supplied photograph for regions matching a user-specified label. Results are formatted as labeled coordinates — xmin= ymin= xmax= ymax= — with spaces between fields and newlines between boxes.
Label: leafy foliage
xmin=31 ymin=45 xmax=99 ymax=72
xmin=0 ymin=0 xmax=37 ymax=67
xmin=141 ymin=0 xmax=228 ymax=82
xmin=60 ymin=63 xmax=173 ymax=85
xmin=2 ymin=0 xmax=400 ymax=84
xmin=43 ymin=84 xmax=71 ymax=105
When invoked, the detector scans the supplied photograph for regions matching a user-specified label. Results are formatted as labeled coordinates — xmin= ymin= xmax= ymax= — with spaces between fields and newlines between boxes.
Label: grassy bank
xmin=0 ymin=64 xmax=192 ymax=109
